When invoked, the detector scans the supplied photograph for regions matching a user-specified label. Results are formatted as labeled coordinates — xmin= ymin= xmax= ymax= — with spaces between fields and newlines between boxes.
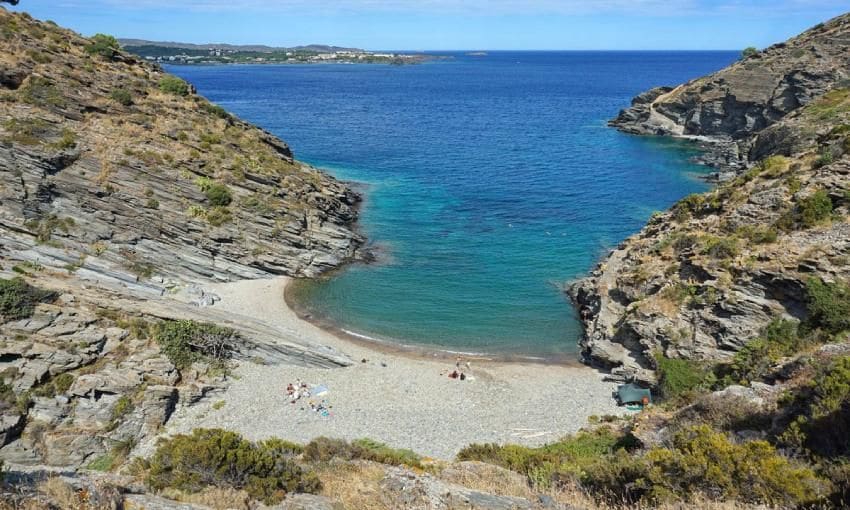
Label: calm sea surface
xmin=168 ymin=51 xmax=737 ymax=359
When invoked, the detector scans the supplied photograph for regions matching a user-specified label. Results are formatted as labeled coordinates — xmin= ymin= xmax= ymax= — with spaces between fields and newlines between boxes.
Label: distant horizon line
xmin=123 ymin=43 xmax=743 ymax=53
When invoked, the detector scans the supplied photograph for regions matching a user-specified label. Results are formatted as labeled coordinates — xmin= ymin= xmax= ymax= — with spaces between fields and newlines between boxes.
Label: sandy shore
xmin=164 ymin=277 xmax=627 ymax=460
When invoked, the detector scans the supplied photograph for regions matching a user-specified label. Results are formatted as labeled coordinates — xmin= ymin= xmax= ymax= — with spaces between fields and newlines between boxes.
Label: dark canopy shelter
xmin=616 ymin=383 xmax=652 ymax=405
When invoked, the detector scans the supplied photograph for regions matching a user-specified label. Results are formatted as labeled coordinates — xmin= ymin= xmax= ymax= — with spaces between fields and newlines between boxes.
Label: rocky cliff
xmin=610 ymin=13 xmax=850 ymax=174
xmin=0 ymin=10 xmax=364 ymax=286
xmin=0 ymin=7 xmax=364 ymax=484
xmin=571 ymin=13 xmax=850 ymax=383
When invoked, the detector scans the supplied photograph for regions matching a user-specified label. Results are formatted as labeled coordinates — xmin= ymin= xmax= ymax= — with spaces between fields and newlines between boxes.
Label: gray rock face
xmin=609 ymin=14 xmax=850 ymax=171
xmin=380 ymin=465 xmax=562 ymax=510
xmin=0 ymin=9 xmax=365 ymax=292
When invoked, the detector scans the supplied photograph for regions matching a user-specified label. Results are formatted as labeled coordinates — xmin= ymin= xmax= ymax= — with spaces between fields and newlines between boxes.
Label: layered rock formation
xmin=571 ymin=13 xmax=850 ymax=383
xmin=0 ymin=10 xmax=364 ymax=286
xmin=0 ymin=7 xmax=361 ymax=483
xmin=610 ymin=14 xmax=850 ymax=174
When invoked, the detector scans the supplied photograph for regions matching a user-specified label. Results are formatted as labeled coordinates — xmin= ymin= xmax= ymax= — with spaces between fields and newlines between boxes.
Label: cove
xmin=168 ymin=50 xmax=738 ymax=359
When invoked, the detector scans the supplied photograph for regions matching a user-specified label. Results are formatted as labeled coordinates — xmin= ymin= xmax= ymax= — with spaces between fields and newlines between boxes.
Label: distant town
xmin=119 ymin=40 xmax=436 ymax=65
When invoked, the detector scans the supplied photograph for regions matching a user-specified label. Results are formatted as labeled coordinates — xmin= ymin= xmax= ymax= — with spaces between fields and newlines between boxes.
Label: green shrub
xmin=302 ymin=437 xmax=358 ymax=462
xmin=799 ymin=190 xmax=833 ymax=227
xmin=202 ymin=102 xmax=230 ymax=119
xmin=779 ymin=357 xmax=850 ymax=459
xmin=583 ymin=425 xmax=824 ymax=505
xmin=148 ymin=429 xmax=319 ymax=505
xmin=805 ymin=278 xmax=850 ymax=334
xmin=813 ymin=149 xmax=835 ymax=169
xmin=674 ymin=193 xmax=721 ymax=219
xmin=656 ymin=355 xmax=715 ymax=401
xmin=110 ymin=88 xmax=133 ymax=106
xmin=352 ymin=438 xmax=421 ymax=467
xmin=84 ymin=33 xmax=119 ymax=59
xmin=51 ymin=128 xmax=76 ymax=150
xmin=457 ymin=428 xmax=631 ymax=487
xmin=659 ymin=282 xmax=697 ymax=305
xmin=158 ymin=76 xmax=190 ymax=97
xmin=206 ymin=185 xmax=232 ymax=206
xmin=822 ymin=461 xmax=850 ymax=507
xmin=32 ymin=372 xmax=74 ymax=398
xmin=725 ymin=319 xmax=802 ymax=384
xmin=0 ymin=277 xmax=55 ymax=322
xmin=205 ymin=206 xmax=233 ymax=227
xmin=199 ymin=132 xmax=222 ymax=146
xmin=194 ymin=178 xmax=233 ymax=206
xmin=153 ymin=320 xmax=236 ymax=369
xmin=736 ymin=225 xmax=778 ymax=244
xmin=741 ymin=46 xmax=759 ymax=59
xmin=700 ymin=235 xmax=739 ymax=260
xmin=303 ymin=437 xmax=422 ymax=468
xmin=759 ymin=155 xmax=790 ymax=176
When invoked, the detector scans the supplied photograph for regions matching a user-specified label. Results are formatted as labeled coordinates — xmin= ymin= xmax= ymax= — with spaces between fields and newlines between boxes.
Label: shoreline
xmin=284 ymin=278 xmax=585 ymax=368
xmin=163 ymin=277 xmax=626 ymax=460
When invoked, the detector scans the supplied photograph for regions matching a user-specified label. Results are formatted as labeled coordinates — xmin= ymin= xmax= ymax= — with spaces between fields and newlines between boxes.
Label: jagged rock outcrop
xmin=610 ymin=13 xmax=850 ymax=172
xmin=571 ymin=13 xmax=850 ymax=384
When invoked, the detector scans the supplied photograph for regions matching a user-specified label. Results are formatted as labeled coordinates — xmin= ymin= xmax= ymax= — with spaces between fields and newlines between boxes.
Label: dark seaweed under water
xmin=169 ymin=51 xmax=737 ymax=359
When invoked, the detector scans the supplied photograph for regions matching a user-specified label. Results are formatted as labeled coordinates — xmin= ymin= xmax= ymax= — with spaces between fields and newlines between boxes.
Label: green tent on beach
xmin=616 ymin=383 xmax=652 ymax=406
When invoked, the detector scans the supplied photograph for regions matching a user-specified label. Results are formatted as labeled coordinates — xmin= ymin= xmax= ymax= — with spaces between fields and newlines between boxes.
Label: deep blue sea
xmin=168 ymin=51 xmax=737 ymax=360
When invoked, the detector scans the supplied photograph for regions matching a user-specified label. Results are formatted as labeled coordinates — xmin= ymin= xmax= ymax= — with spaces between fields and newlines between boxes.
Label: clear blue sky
xmin=8 ymin=1 xmax=848 ymax=50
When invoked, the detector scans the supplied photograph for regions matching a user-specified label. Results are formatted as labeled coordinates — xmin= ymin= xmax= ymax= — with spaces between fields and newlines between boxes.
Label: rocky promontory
xmin=610 ymin=14 xmax=850 ymax=174
xmin=571 ymin=12 xmax=850 ymax=383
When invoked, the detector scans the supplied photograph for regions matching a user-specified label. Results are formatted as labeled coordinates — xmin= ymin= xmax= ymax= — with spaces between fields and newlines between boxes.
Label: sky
xmin=7 ymin=1 xmax=848 ymax=50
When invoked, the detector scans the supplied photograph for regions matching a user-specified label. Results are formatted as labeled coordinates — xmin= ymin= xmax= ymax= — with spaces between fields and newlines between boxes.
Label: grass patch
xmin=24 ymin=214 xmax=75 ymax=243
xmin=806 ymin=88 xmax=850 ymax=121
xmin=205 ymin=206 xmax=233 ymax=227
xmin=457 ymin=428 xmax=634 ymax=487
xmin=3 ymin=118 xmax=48 ymax=145
xmin=700 ymin=235 xmax=739 ymax=260
xmin=723 ymin=319 xmax=803 ymax=385
xmin=736 ymin=225 xmax=778 ymax=244
xmin=304 ymin=437 xmax=422 ymax=469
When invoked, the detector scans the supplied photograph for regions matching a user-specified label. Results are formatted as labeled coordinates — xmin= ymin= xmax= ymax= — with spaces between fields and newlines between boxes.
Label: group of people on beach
xmin=284 ymin=379 xmax=332 ymax=417
xmin=445 ymin=357 xmax=474 ymax=381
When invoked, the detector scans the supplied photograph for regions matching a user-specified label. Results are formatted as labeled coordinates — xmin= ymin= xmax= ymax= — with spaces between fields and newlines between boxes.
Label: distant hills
xmin=118 ymin=39 xmax=364 ymax=54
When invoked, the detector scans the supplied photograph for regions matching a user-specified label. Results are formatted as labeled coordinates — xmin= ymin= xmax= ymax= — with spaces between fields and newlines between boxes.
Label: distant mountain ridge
xmin=118 ymin=38 xmax=364 ymax=53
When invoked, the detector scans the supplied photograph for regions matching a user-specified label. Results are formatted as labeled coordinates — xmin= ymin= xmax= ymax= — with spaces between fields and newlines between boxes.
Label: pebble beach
xmin=165 ymin=277 xmax=627 ymax=460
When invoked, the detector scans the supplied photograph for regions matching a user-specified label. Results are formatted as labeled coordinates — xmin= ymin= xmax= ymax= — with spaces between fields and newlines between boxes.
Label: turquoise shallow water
xmin=169 ymin=51 xmax=737 ymax=359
